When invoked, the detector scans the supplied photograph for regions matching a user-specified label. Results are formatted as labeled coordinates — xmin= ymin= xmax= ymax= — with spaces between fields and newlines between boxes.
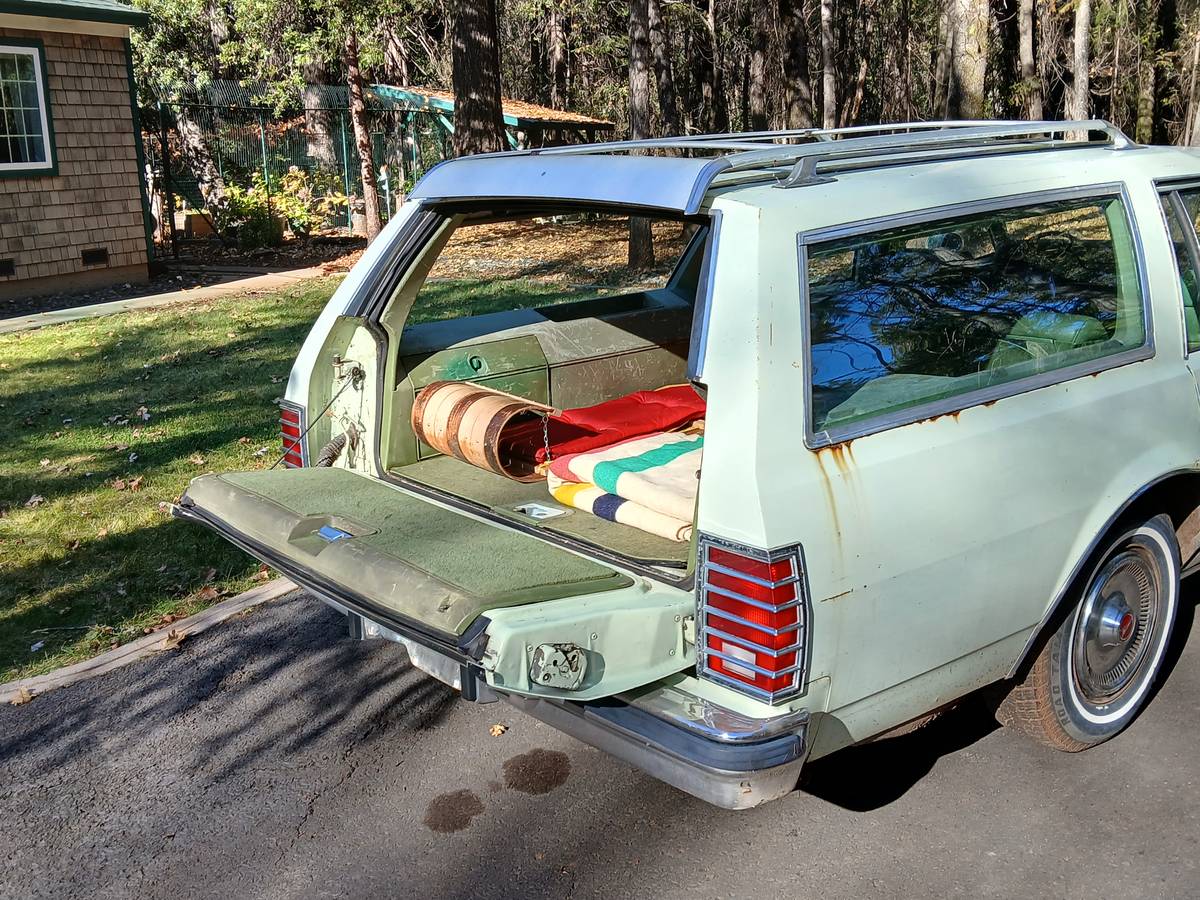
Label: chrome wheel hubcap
xmin=1072 ymin=547 xmax=1160 ymax=706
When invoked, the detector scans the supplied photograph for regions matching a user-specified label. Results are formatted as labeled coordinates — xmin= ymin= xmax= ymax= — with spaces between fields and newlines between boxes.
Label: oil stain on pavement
xmin=502 ymin=749 xmax=571 ymax=795
xmin=423 ymin=789 xmax=486 ymax=833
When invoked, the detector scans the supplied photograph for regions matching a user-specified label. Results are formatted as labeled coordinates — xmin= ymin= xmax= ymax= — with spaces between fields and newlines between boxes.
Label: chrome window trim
xmin=687 ymin=208 xmax=723 ymax=382
xmin=797 ymin=182 xmax=1155 ymax=449
xmin=1160 ymin=186 xmax=1200 ymax=357
xmin=1152 ymin=188 xmax=1200 ymax=357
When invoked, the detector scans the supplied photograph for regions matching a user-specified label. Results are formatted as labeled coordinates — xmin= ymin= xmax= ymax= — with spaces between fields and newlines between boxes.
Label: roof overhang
xmin=0 ymin=1 xmax=149 ymax=27
xmin=410 ymin=154 xmax=729 ymax=215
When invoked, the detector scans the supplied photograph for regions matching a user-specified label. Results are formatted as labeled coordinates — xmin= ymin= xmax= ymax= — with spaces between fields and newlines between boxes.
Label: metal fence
xmin=141 ymin=100 xmax=452 ymax=250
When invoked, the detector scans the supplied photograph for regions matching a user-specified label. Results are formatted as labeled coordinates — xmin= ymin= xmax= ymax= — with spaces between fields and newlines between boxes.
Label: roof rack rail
xmin=502 ymin=118 xmax=1132 ymax=162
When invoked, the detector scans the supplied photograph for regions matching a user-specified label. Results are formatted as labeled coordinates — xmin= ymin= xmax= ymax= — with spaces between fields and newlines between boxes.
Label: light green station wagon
xmin=177 ymin=120 xmax=1200 ymax=808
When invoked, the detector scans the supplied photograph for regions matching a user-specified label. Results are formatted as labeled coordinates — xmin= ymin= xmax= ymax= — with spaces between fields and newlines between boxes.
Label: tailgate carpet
xmin=186 ymin=468 xmax=630 ymax=634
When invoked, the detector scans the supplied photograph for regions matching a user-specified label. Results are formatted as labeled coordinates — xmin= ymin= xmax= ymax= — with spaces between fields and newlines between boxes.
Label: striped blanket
xmin=546 ymin=430 xmax=703 ymax=542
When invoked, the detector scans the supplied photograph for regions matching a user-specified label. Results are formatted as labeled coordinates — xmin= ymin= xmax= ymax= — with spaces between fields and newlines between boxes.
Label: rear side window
xmin=1161 ymin=192 xmax=1200 ymax=354
xmin=805 ymin=194 xmax=1146 ymax=436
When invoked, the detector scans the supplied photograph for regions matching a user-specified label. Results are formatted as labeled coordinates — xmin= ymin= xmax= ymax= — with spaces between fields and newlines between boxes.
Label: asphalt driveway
xmin=3 ymin=588 xmax=1199 ymax=900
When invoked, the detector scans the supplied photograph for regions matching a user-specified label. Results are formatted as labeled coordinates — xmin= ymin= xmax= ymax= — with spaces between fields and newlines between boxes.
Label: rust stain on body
xmin=820 ymin=588 xmax=855 ymax=603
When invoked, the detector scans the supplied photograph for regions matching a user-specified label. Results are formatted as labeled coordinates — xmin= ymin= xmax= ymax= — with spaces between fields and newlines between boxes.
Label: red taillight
xmin=279 ymin=403 xmax=306 ymax=468
xmin=697 ymin=536 xmax=807 ymax=702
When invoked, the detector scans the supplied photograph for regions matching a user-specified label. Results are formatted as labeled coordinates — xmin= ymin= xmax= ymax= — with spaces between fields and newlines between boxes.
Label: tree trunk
xmin=648 ymin=0 xmax=681 ymax=134
xmin=451 ymin=0 xmax=507 ymax=155
xmin=951 ymin=0 xmax=989 ymax=118
xmin=702 ymin=0 xmax=728 ymax=132
xmin=382 ymin=19 xmax=412 ymax=84
xmin=346 ymin=29 xmax=382 ymax=242
xmin=1185 ymin=26 xmax=1200 ymax=145
xmin=820 ymin=0 xmax=836 ymax=128
xmin=932 ymin=1 xmax=953 ymax=117
xmin=840 ymin=4 xmax=874 ymax=126
xmin=628 ymin=0 xmax=654 ymax=268
xmin=548 ymin=0 xmax=569 ymax=109
xmin=302 ymin=58 xmax=338 ymax=170
xmin=174 ymin=107 xmax=229 ymax=219
xmin=1136 ymin=55 xmax=1156 ymax=144
xmin=748 ymin=0 xmax=770 ymax=130
xmin=1067 ymin=0 xmax=1093 ymax=122
xmin=1018 ymin=0 xmax=1042 ymax=118
xmin=779 ymin=0 xmax=814 ymax=129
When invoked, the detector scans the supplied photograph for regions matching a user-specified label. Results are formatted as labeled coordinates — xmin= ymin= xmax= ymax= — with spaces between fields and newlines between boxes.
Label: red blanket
xmin=536 ymin=385 xmax=706 ymax=462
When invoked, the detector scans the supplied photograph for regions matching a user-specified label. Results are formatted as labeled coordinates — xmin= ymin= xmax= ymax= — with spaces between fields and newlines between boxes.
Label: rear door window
xmin=804 ymin=193 xmax=1146 ymax=437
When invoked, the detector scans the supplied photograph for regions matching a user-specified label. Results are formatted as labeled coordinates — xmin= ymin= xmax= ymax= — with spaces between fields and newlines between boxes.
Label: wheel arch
xmin=1006 ymin=468 xmax=1200 ymax=680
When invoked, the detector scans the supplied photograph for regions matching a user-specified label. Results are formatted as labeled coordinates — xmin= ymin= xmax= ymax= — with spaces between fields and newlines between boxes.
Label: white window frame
xmin=0 ymin=42 xmax=54 ymax=175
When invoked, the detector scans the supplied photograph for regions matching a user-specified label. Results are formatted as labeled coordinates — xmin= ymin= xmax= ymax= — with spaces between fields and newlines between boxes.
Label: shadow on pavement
xmin=0 ymin=591 xmax=458 ymax=782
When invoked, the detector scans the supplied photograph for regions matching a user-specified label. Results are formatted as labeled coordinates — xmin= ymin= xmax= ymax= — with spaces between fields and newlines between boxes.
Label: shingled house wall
xmin=0 ymin=26 xmax=149 ymax=300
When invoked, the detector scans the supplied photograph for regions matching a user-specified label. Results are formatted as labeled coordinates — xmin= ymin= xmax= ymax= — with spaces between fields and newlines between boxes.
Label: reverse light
xmin=278 ymin=400 xmax=307 ymax=468
xmin=696 ymin=536 xmax=809 ymax=703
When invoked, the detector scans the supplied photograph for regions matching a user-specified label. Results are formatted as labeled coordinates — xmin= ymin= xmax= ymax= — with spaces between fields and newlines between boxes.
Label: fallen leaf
xmin=9 ymin=687 xmax=34 ymax=706
xmin=160 ymin=629 xmax=186 ymax=650
xmin=489 ymin=723 xmax=509 ymax=737
xmin=24 ymin=494 xmax=45 ymax=508
xmin=135 ymin=406 xmax=151 ymax=421
xmin=156 ymin=564 xmax=168 ymax=573
xmin=96 ymin=528 xmax=109 ymax=538
xmin=29 ymin=641 xmax=44 ymax=653
xmin=68 ymin=539 xmax=80 ymax=550
xmin=128 ymin=476 xmax=144 ymax=492
xmin=188 ymin=454 xmax=206 ymax=466
xmin=238 ymin=436 xmax=251 ymax=445
xmin=195 ymin=586 xmax=220 ymax=602
xmin=111 ymin=479 xmax=126 ymax=491
xmin=128 ymin=452 xmax=138 ymax=463
xmin=39 ymin=458 xmax=50 ymax=467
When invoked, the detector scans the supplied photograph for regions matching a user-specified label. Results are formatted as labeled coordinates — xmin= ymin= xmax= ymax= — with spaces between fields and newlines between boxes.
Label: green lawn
xmin=0 ymin=274 xmax=595 ymax=682
xmin=0 ymin=278 xmax=343 ymax=682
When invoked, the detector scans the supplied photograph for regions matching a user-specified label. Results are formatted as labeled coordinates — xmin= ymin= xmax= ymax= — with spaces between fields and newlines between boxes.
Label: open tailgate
xmin=176 ymin=468 xmax=632 ymax=650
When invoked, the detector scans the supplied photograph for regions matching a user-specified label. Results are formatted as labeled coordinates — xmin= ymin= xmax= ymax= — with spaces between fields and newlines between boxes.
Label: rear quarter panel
xmin=699 ymin=163 xmax=1200 ymax=745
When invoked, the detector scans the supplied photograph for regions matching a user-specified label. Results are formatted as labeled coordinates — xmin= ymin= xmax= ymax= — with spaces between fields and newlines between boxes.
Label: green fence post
xmin=258 ymin=111 xmax=273 ymax=229
xmin=339 ymin=111 xmax=352 ymax=231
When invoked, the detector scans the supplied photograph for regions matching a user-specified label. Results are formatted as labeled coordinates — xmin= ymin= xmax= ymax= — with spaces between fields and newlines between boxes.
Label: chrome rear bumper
xmin=328 ymin=578 xmax=809 ymax=809
xmin=499 ymin=690 xmax=808 ymax=810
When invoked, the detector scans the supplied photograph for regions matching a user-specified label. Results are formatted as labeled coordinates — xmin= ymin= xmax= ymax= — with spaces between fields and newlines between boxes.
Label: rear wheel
xmin=998 ymin=514 xmax=1179 ymax=751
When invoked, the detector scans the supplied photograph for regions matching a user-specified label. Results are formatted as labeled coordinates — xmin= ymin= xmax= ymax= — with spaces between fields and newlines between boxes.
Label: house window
xmin=0 ymin=42 xmax=54 ymax=174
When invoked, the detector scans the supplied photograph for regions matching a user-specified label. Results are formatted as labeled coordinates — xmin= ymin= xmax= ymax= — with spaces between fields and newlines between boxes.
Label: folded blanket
xmin=548 ymin=473 xmax=694 ymax=543
xmin=547 ymin=430 xmax=703 ymax=541
xmin=532 ymin=385 xmax=706 ymax=463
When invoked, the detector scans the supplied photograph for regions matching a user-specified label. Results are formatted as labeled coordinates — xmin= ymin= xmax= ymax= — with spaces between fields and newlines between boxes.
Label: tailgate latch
xmin=529 ymin=643 xmax=588 ymax=690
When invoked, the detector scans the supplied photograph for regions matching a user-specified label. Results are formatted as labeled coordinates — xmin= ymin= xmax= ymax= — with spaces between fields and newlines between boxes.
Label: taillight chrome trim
xmin=703 ymin=625 xmax=804 ymax=658
xmin=696 ymin=534 xmax=812 ymax=704
xmin=278 ymin=399 xmax=308 ymax=468
xmin=704 ymin=582 xmax=803 ymax=613
xmin=703 ymin=648 xmax=806 ymax=678
xmin=705 ymin=561 xmax=801 ymax=590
